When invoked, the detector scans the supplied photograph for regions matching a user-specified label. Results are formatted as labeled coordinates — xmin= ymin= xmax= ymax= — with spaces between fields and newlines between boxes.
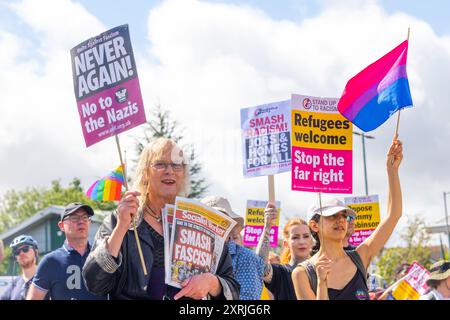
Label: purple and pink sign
xmin=71 ymin=24 xmax=146 ymax=147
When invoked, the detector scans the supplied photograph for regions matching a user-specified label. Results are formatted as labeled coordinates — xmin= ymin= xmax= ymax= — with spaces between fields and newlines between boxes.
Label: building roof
xmin=0 ymin=206 xmax=107 ymax=241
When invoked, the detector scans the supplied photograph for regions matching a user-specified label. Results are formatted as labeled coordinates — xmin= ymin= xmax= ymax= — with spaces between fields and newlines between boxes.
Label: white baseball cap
xmin=200 ymin=196 xmax=244 ymax=232
xmin=307 ymin=197 xmax=356 ymax=222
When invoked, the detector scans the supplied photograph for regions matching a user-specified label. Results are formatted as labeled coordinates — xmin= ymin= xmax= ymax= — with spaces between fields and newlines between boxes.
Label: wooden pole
xmin=115 ymin=135 xmax=147 ymax=275
xmin=318 ymin=192 xmax=325 ymax=253
xmin=268 ymin=175 xmax=275 ymax=204
xmin=393 ymin=27 xmax=410 ymax=140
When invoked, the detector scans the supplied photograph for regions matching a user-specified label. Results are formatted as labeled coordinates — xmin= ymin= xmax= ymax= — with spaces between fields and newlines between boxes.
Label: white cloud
xmin=140 ymin=0 xmax=450 ymax=246
xmin=1 ymin=0 xmax=450 ymax=248
xmin=0 ymin=0 xmax=115 ymax=193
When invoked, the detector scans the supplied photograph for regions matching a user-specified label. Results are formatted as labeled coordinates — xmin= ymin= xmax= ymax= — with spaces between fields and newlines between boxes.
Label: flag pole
xmin=393 ymin=27 xmax=410 ymax=140
xmin=115 ymin=134 xmax=148 ymax=275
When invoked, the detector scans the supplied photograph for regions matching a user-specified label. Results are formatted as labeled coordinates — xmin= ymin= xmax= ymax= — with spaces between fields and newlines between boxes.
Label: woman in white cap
xmin=292 ymin=139 xmax=403 ymax=300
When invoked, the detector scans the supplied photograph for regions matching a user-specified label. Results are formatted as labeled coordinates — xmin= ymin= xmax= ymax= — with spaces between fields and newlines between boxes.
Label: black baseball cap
xmin=61 ymin=202 xmax=94 ymax=221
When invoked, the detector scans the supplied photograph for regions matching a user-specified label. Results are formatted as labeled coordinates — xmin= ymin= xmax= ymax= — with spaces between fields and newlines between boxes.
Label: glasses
xmin=14 ymin=246 xmax=31 ymax=256
xmin=64 ymin=215 xmax=91 ymax=223
xmin=150 ymin=162 xmax=185 ymax=172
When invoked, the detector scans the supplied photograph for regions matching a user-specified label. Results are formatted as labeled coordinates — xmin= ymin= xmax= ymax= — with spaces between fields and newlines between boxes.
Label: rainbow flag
xmin=86 ymin=165 xmax=124 ymax=201
xmin=338 ymin=40 xmax=413 ymax=132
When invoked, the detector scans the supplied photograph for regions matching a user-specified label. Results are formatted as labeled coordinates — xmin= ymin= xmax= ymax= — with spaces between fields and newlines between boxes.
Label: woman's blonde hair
xmin=132 ymin=138 xmax=190 ymax=211
xmin=280 ymin=218 xmax=308 ymax=264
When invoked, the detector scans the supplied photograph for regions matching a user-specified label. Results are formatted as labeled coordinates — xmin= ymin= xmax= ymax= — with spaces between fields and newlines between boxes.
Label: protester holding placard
xmin=292 ymin=139 xmax=403 ymax=300
xmin=257 ymin=203 xmax=313 ymax=300
xmin=83 ymin=138 xmax=239 ymax=300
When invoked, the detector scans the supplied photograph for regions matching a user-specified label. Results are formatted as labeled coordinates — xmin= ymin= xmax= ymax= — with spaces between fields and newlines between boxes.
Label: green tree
xmin=377 ymin=215 xmax=432 ymax=284
xmin=133 ymin=104 xmax=208 ymax=198
xmin=0 ymin=178 xmax=117 ymax=233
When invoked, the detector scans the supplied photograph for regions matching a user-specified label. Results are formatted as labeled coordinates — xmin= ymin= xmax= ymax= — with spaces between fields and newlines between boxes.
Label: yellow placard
xmin=291 ymin=110 xmax=352 ymax=150
xmin=260 ymin=284 xmax=272 ymax=300
xmin=245 ymin=207 xmax=280 ymax=226
xmin=176 ymin=199 xmax=233 ymax=229
xmin=392 ymin=280 xmax=420 ymax=300
xmin=347 ymin=201 xmax=380 ymax=231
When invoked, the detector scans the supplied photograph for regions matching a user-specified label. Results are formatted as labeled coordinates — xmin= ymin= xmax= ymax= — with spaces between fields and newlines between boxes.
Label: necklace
xmin=145 ymin=205 xmax=162 ymax=223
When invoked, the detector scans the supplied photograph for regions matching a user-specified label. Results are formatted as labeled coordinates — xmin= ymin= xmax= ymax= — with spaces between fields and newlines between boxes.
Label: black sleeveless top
xmin=328 ymin=269 xmax=370 ymax=300
xmin=300 ymin=250 xmax=370 ymax=300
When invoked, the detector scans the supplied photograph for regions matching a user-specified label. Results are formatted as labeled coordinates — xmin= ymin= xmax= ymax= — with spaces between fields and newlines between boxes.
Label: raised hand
xmin=264 ymin=202 xmax=278 ymax=227
xmin=386 ymin=138 xmax=403 ymax=171
xmin=116 ymin=191 xmax=141 ymax=230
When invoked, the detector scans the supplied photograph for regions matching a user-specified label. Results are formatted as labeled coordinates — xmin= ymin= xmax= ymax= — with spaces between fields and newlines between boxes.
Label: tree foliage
xmin=133 ymin=104 xmax=208 ymax=198
xmin=0 ymin=178 xmax=116 ymax=234
xmin=377 ymin=215 xmax=432 ymax=284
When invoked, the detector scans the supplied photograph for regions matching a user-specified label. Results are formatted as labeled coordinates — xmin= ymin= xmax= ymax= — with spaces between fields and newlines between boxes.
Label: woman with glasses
xmin=0 ymin=235 xmax=38 ymax=300
xmin=292 ymin=139 xmax=404 ymax=300
xmin=83 ymin=138 xmax=239 ymax=300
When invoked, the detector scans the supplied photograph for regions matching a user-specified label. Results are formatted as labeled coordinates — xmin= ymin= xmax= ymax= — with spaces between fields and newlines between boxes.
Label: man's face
xmin=59 ymin=209 xmax=91 ymax=241
xmin=14 ymin=245 xmax=36 ymax=268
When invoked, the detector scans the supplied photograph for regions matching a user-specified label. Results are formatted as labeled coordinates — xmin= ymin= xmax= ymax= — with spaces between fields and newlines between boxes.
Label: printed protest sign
xmin=291 ymin=94 xmax=353 ymax=193
xmin=167 ymin=197 xmax=236 ymax=288
xmin=392 ymin=261 xmax=430 ymax=300
xmin=243 ymin=200 xmax=280 ymax=247
xmin=71 ymin=24 xmax=146 ymax=147
xmin=240 ymin=100 xmax=291 ymax=178
xmin=344 ymin=195 xmax=380 ymax=246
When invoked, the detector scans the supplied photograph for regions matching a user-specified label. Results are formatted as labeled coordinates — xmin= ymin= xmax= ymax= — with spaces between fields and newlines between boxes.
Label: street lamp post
xmin=444 ymin=191 xmax=450 ymax=253
xmin=353 ymin=131 xmax=375 ymax=196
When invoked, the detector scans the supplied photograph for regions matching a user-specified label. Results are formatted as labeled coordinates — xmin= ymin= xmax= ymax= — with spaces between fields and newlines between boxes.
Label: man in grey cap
xmin=419 ymin=260 xmax=450 ymax=300
xmin=27 ymin=202 xmax=106 ymax=300
xmin=201 ymin=196 xmax=265 ymax=300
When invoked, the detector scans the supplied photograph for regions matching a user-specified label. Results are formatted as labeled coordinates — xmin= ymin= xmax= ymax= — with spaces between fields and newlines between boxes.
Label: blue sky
xmin=1 ymin=0 xmax=450 ymax=248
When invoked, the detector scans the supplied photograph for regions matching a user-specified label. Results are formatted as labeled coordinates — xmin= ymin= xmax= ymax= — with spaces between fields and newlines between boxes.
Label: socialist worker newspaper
xmin=166 ymin=197 xmax=237 ymax=289
xmin=162 ymin=204 xmax=175 ymax=285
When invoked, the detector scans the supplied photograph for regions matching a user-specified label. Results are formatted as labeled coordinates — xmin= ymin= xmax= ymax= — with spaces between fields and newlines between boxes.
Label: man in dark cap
xmin=27 ymin=203 xmax=106 ymax=300
xmin=419 ymin=260 xmax=450 ymax=300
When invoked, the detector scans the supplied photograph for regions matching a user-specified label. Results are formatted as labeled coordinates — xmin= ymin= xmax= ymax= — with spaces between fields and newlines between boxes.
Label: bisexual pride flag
xmin=86 ymin=165 xmax=124 ymax=201
xmin=338 ymin=40 xmax=413 ymax=132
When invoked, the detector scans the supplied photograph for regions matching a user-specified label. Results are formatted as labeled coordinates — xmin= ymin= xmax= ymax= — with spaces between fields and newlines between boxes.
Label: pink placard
xmin=71 ymin=25 xmax=146 ymax=147
xmin=348 ymin=229 xmax=375 ymax=246
xmin=243 ymin=225 xmax=279 ymax=248
xmin=77 ymin=77 xmax=146 ymax=147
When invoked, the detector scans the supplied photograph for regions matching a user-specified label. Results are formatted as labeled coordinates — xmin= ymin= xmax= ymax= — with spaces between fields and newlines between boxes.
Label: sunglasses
xmin=14 ymin=246 xmax=32 ymax=256
xmin=325 ymin=212 xmax=355 ymax=222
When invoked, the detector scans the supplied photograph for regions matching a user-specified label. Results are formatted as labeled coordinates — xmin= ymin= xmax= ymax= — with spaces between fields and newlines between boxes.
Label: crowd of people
xmin=1 ymin=138 xmax=449 ymax=300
